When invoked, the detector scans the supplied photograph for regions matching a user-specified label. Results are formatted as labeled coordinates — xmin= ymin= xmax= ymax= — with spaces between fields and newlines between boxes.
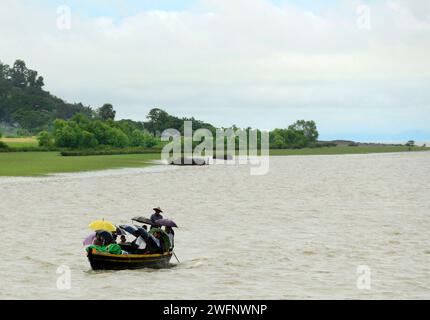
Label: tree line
xmin=36 ymin=107 xmax=319 ymax=150
xmin=144 ymin=108 xmax=319 ymax=149
xmin=1 ymin=59 xmax=320 ymax=150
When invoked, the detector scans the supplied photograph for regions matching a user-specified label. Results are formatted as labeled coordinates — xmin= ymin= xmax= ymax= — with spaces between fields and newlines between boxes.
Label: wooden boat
xmin=87 ymin=248 xmax=173 ymax=270
xmin=169 ymin=156 xmax=208 ymax=166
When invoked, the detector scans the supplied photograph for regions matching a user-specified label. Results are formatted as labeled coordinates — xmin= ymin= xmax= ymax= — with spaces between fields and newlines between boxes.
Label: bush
xmin=130 ymin=129 xmax=145 ymax=147
xmin=51 ymin=116 xmax=156 ymax=149
xmin=54 ymin=121 xmax=79 ymax=148
xmin=0 ymin=146 xmax=62 ymax=152
xmin=106 ymin=127 xmax=129 ymax=148
xmin=60 ymin=147 xmax=162 ymax=157
xmin=348 ymin=142 xmax=359 ymax=147
xmin=37 ymin=131 xmax=53 ymax=147
xmin=78 ymin=130 xmax=98 ymax=148
xmin=316 ymin=142 xmax=337 ymax=148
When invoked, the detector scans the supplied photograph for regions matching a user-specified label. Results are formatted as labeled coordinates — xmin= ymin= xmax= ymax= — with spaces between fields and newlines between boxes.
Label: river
xmin=0 ymin=152 xmax=429 ymax=299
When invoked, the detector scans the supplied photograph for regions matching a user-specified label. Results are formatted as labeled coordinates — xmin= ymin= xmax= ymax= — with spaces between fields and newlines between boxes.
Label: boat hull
xmin=87 ymin=249 xmax=173 ymax=270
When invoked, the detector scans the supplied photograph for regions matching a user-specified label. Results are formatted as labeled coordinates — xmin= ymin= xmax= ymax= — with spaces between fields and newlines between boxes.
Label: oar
xmin=173 ymin=251 xmax=181 ymax=264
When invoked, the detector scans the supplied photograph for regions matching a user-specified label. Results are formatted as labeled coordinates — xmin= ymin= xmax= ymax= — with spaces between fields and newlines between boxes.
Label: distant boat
xmin=87 ymin=248 xmax=172 ymax=270
xmin=213 ymin=154 xmax=234 ymax=160
xmin=169 ymin=156 xmax=208 ymax=166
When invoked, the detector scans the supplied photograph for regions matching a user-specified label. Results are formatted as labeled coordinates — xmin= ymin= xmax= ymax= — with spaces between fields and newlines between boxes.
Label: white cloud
xmin=0 ymin=0 xmax=429 ymax=140
xmin=393 ymin=0 xmax=430 ymax=21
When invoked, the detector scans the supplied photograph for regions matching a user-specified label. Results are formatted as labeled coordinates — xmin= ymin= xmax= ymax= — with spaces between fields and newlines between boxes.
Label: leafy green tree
xmin=406 ymin=140 xmax=415 ymax=147
xmin=146 ymin=108 xmax=170 ymax=135
xmin=0 ymin=61 xmax=9 ymax=80
xmin=53 ymin=119 xmax=67 ymax=131
xmin=78 ymin=130 xmax=98 ymax=148
xmin=129 ymin=129 xmax=157 ymax=148
xmin=284 ymin=129 xmax=307 ymax=148
xmin=54 ymin=103 xmax=94 ymax=120
xmin=53 ymin=119 xmax=82 ymax=148
xmin=97 ymin=104 xmax=116 ymax=121
xmin=405 ymin=140 xmax=416 ymax=151
xmin=71 ymin=113 xmax=91 ymax=128
xmin=116 ymin=119 xmax=145 ymax=136
xmin=145 ymin=108 xmax=216 ymax=136
xmin=7 ymin=60 xmax=44 ymax=89
xmin=269 ymin=121 xmax=319 ymax=149
xmin=35 ymin=76 xmax=44 ymax=89
xmin=106 ymin=127 xmax=129 ymax=147
xmin=142 ymin=131 xmax=158 ymax=148
xmin=55 ymin=125 xmax=79 ymax=148
xmin=13 ymin=110 xmax=50 ymax=132
xmin=53 ymin=118 xmax=98 ymax=149
xmin=271 ymin=131 xmax=285 ymax=149
xmin=88 ymin=120 xmax=111 ymax=145
xmin=10 ymin=60 xmax=27 ymax=87
xmin=288 ymin=120 xmax=319 ymax=143
xmin=37 ymin=131 xmax=53 ymax=147
xmin=129 ymin=129 xmax=145 ymax=147
xmin=26 ymin=70 xmax=38 ymax=88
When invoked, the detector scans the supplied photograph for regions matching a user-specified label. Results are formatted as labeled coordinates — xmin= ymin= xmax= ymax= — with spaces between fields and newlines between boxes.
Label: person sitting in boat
xmin=92 ymin=234 xmax=103 ymax=246
xmin=165 ymin=227 xmax=175 ymax=250
xmin=119 ymin=235 xmax=127 ymax=245
xmin=134 ymin=234 xmax=148 ymax=254
xmin=150 ymin=207 xmax=164 ymax=226
xmin=86 ymin=236 xmax=124 ymax=255
xmin=97 ymin=230 xmax=114 ymax=246
xmin=148 ymin=228 xmax=172 ymax=253
xmin=133 ymin=228 xmax=164 ymax=254
xmin=111 ymin=231 xmax=118 ymax=243
xmin=149 ymin=230 xmax=164 ymax=254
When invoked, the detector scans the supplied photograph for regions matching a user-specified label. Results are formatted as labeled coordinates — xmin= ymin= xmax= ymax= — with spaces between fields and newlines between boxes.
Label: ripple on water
xmin=178 ymin=257 xmax=209 ymax=269
xmin=23 ymin=256 xmax=56 ymax=268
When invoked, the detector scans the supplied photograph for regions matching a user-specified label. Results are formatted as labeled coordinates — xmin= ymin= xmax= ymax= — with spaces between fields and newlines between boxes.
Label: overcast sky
xmin=1 ymin=0 xmax=429 ymax=142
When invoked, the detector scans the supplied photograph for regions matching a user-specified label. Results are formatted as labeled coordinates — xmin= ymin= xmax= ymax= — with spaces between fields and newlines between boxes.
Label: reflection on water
xmin=1 ymin=152 xmax=430 ymax=299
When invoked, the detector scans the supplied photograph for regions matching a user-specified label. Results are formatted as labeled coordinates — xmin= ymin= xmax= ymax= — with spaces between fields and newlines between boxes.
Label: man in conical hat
xmin=150 ymin=207 xmax=164 ymax=225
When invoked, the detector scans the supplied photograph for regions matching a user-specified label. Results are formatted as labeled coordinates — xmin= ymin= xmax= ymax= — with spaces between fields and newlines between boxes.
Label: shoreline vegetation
xmin=0 ymin=142 xmax=428 ymax=177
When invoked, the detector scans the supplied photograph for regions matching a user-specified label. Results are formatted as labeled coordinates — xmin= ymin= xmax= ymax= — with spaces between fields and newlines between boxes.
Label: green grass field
xmin=0 ymin=152 xmax=161 ymax=176
xmin=269 ymin=146 xmax=430 ymax=156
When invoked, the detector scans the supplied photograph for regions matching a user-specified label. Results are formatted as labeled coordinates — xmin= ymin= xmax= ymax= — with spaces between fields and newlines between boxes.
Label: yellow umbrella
xmin=88 ymin=220 xmax=116 ymax=232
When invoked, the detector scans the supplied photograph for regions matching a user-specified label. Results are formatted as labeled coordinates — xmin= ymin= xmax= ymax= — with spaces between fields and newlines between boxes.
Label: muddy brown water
xmin=0 ymin=152 xmax=429 ymax=299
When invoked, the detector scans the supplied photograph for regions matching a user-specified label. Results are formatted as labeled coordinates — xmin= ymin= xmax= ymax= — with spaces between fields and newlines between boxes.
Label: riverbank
xmin=0 ymin=152 xmax=161 ymax=176
xmin=0 ymin=146 xmax=429 ymax=177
